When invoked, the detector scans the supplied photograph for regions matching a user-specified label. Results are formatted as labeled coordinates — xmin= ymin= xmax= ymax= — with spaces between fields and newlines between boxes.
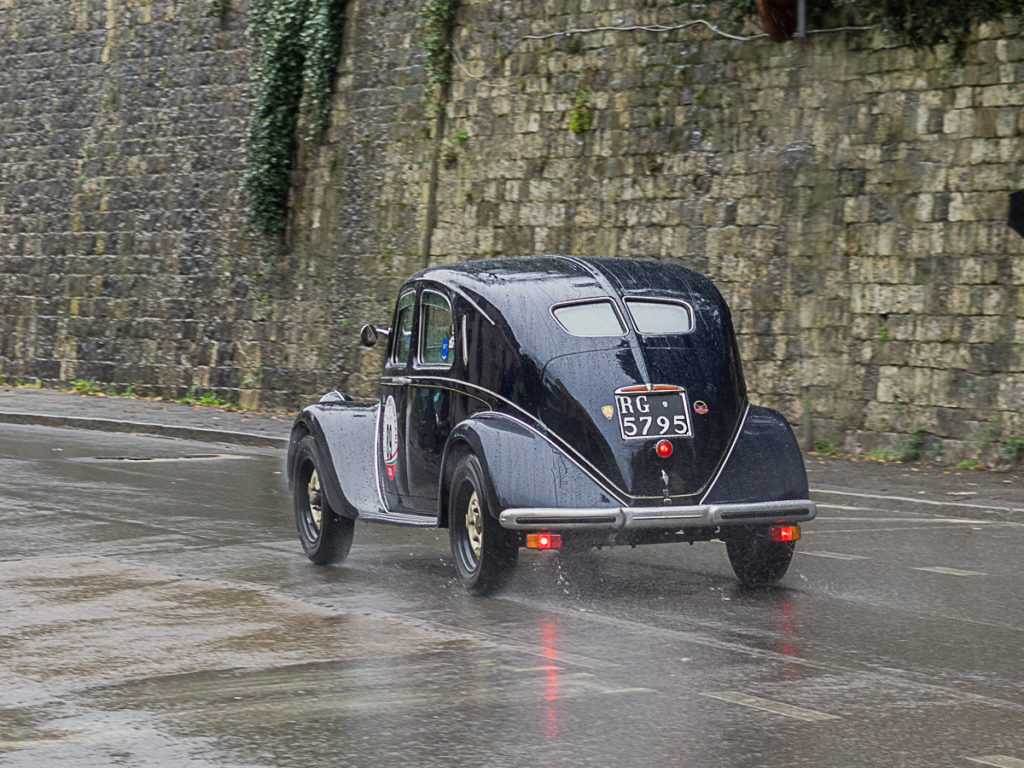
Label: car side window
xmin=418 ymin=290 xmax=454 ymax=367
xmin=391 ymin=291 xmax=415 ymax=364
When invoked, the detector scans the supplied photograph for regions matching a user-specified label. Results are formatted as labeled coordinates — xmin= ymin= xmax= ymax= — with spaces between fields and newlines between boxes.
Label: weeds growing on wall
xmin=569 ymin=86 xmax=594 ymax=133
xmin=419 ymin=0 xmax=459 ymax=111
xmin=722 ymin=0 xmax=1024 ymax=60
xmin=245 ymin=0 xmax=346 ymax=240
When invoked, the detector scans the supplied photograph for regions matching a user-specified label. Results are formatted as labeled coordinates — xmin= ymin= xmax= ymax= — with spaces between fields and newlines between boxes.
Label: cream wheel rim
xmin=307 ymin=469 xmax=323 ymax=531
xmin=466 ymin=490 xmax=483 ymax=560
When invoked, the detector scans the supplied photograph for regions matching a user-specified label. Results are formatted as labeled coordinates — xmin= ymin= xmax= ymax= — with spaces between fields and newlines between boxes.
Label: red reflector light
xmin=770 ymin=525 xmax=801 ymax=543
xmin=655 ymin=440 xmax=673 ymax=459
xmin=526 ymin=533 xmax=562 ymax=550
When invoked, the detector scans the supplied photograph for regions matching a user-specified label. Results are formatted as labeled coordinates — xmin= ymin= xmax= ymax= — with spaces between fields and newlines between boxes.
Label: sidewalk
xmin=0 ymin=386 xmax=293 ymax=447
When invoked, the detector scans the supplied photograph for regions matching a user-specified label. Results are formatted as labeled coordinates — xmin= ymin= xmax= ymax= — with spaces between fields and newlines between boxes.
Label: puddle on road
xmin=0 ymin=555 xmax=478 ymax=690
xmin=0 ymin=555 xmax=488 ymax=766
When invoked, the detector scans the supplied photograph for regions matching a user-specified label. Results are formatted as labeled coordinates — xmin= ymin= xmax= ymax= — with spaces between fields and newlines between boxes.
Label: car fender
xmin=288 ymin=402 xmax=381 ymax=519
xmin=439 ymin=412 xmax=621 ymax=525
xmin=701 ymin=405 xmax=809 ymax=505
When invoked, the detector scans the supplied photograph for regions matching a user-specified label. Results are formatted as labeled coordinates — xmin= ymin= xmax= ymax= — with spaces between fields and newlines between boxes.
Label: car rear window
xmin=624 ymin=299 xmax=694 ymax=335
xmin=419 ymin=291 xmax=454 ymax=366
xmin=551 ymin=300 xmax=626 ymax=337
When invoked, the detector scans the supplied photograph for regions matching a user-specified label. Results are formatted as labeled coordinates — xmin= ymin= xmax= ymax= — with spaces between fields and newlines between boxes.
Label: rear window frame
xmin=550 ymin=298 xmax=629 ymax=338
xmin=416 ymin=288 xmax=456 ymax=370
xmin=623 ymin=297 xmax=696 ymax=336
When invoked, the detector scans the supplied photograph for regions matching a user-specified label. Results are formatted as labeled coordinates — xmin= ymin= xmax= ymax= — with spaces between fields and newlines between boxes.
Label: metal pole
xmin=796 ymin=0 xmax=807 ymax=37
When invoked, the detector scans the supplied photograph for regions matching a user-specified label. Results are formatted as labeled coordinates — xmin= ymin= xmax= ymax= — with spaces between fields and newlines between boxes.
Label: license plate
xmin=614 ymin=386 xmax=692 ymax=440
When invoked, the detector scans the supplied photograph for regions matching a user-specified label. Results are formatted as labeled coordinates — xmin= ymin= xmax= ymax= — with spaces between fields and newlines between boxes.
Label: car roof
xmin=411 ymin=255 xmax=720 ymax=317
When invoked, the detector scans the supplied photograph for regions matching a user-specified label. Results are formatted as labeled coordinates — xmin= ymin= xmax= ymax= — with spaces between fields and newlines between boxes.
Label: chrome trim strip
xmin=380 ymin=377 xmax=491 ymax=409
xmin=698 ymin=402 xmax=751 ymax=505
xmin=499 ymin=499 xmax=817 ymax=531
xmin=461 ymin=314 xmax=468 ymax=365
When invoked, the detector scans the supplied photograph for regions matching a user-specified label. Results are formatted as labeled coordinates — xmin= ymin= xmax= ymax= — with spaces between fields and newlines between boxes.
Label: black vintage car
xmin=286 ymin=256 xmax=816 ymax=593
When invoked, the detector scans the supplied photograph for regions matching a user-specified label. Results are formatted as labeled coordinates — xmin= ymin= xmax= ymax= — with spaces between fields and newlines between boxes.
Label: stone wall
xmin=0 ymin=0 xmax=262 ymax=398
xmin=2 ymin=0 xmax=1023 ymax=465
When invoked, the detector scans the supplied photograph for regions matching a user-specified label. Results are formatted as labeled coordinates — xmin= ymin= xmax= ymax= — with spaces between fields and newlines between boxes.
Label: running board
xmin=357 ymin=508 xmax=439 ymax=527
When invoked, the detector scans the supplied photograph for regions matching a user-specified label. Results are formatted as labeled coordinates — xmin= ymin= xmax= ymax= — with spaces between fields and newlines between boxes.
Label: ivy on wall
xmin=244 ymin=0 xmax=346 ymax=240
xmin=859 ymin=0 xmax=1023 ymax=59
xmin=723 ymin=0 xmax=1024 ymax=59
xmin=301 ymin=0 xmax=347 ymax=141
xmin=245 ymin=0 xmax=459 ymax=238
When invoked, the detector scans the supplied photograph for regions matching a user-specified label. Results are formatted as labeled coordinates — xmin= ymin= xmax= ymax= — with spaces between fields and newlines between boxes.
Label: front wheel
xmin=449 ymin=454 xmax=518 ymax=594
xmin=293 ymin=434 xmax=354 ymax=565
xmin=725 ymin=528 xmax=795 ymax=587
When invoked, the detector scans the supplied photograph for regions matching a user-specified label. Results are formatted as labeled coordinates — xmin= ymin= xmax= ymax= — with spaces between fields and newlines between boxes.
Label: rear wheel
xmin=449 ymin=454 xmax=518 ymax=594
xmin=293 ymin=434 xmax=354 ymax=565
xmin=725 ymin=528 xmax=794 ymax=587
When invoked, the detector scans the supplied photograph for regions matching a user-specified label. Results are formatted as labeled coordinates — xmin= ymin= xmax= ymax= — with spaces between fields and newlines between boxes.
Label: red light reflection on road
xmin=540 ymin=618 xmax=560 ymax=739
xmin=774 ymin=599 xmax=803 ymax=679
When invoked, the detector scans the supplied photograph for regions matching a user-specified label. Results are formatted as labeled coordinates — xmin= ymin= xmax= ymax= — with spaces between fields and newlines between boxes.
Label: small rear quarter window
xmin=624 ymin=299 xmax=694 ymax=335
xmin=551 ymin=299 xmax=626 ymax=337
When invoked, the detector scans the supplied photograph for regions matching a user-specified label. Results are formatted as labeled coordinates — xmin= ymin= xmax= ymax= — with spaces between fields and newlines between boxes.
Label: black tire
xmin=725 ymin=528 xmax=795 ymax=587
xmin=448 ymin=453 xmax=518 ymax=594
xmin=293 ymin=434 xmax=354 ymax=565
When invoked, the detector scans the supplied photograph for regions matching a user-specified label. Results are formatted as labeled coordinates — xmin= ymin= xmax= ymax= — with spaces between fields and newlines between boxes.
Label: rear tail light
xmin=770 ymin=525 xmax=801 ymax=543
xmin=526 ymin=533 xmax=562 ymax=550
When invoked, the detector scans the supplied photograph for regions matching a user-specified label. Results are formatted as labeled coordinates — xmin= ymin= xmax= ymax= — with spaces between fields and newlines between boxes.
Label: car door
xmin=404 ymin=287 xmax=455 ymax=513
xmin=379 ymin=289 xmax=415 ymax=511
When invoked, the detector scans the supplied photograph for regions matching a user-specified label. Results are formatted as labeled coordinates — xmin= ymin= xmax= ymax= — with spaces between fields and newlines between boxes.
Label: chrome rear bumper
xmin=498 ymin=499 xmax=816 ymax=531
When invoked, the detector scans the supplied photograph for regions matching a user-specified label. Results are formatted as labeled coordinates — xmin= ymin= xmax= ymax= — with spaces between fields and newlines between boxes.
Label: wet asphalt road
xmin=1 ymin=423 xmax=1022 ymax=768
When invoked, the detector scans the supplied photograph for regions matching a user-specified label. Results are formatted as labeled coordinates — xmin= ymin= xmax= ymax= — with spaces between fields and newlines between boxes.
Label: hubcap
xmin=307 ymin=468 xmax=323 ymax=532
xmin=465 ymin=490 xmax=483 ymax=560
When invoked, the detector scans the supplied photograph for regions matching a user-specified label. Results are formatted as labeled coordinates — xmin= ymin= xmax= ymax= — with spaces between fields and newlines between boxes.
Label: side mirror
xmin=360 ymin=324 xmax=389 ymax=348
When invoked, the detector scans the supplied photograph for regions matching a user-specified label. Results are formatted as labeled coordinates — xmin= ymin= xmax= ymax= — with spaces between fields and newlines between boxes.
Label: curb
xmin=0 ymin=411 xmax=289 ymax=448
